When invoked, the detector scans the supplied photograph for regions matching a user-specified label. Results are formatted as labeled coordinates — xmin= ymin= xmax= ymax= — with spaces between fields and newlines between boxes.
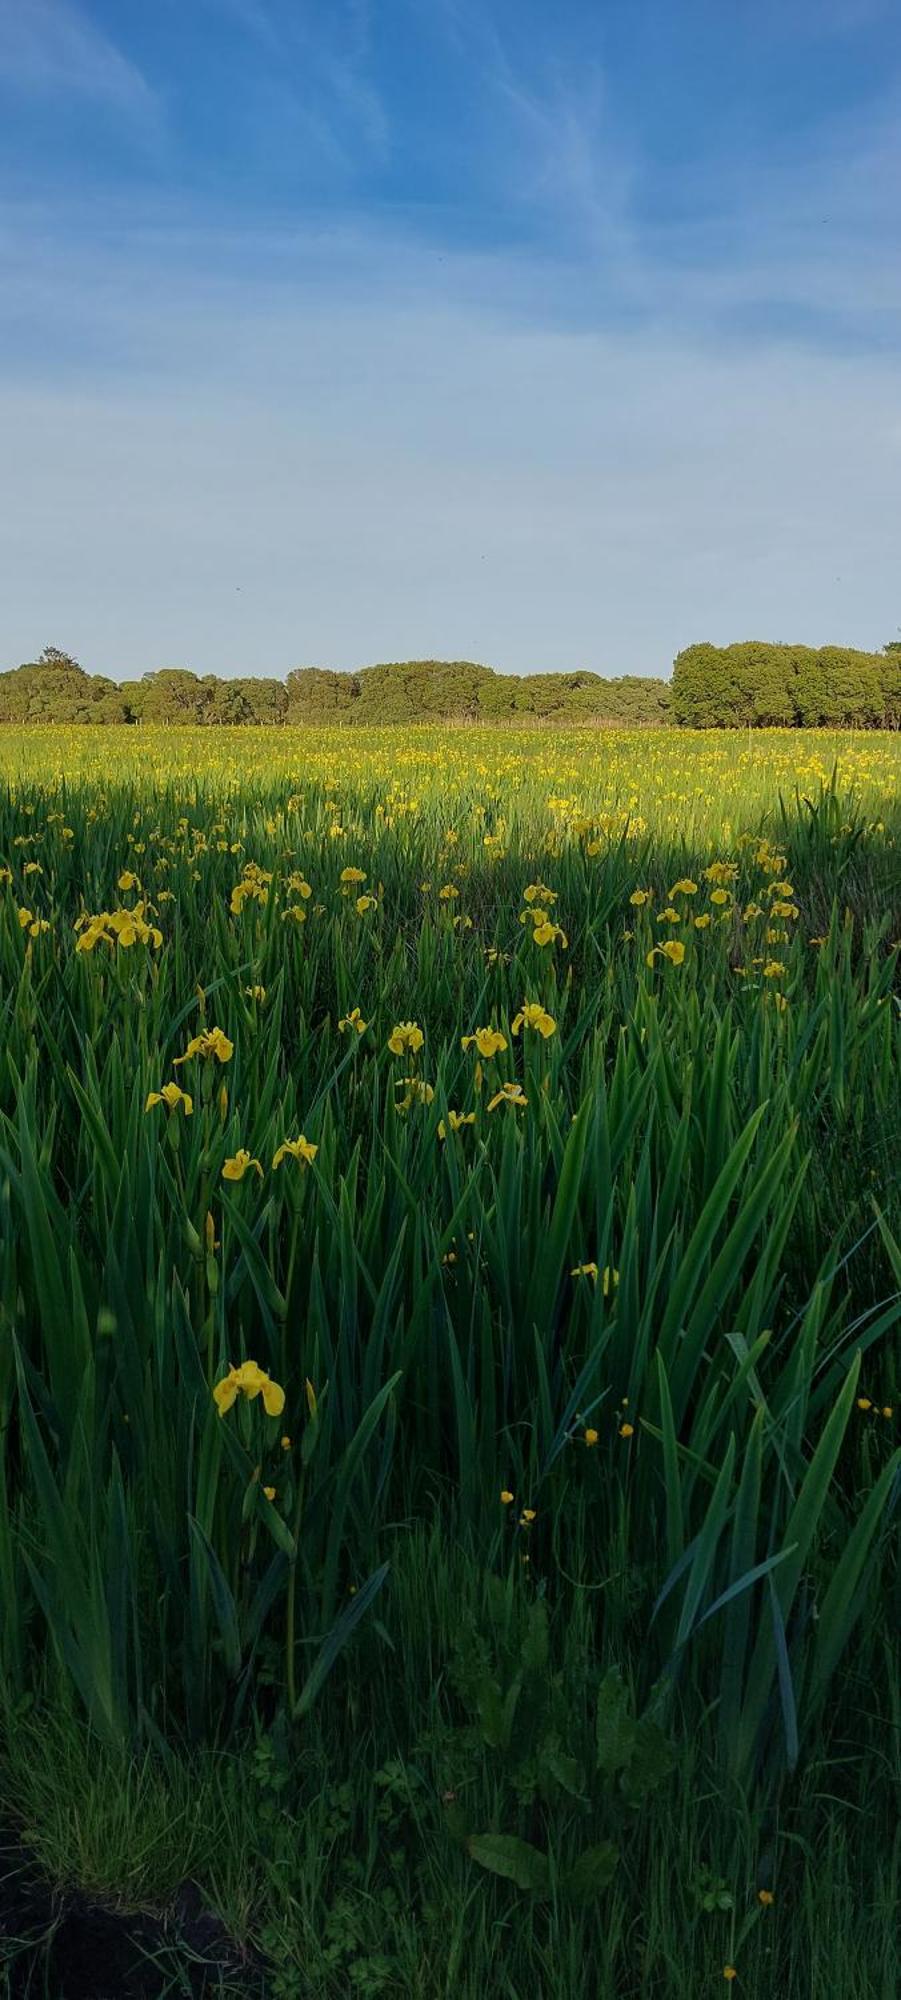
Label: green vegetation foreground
xmin=0 ymin=726 xmax=898 ymax=1997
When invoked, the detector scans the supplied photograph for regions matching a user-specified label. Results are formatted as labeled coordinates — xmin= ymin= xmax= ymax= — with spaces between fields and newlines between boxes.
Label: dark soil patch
xmin=0 ymin=1833 xmax=266 ymax=1998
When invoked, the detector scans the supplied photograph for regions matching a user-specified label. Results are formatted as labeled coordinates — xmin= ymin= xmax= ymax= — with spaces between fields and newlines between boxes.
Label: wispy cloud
xmin=0 ymin=0 xmax=156 ymax=115
xmin=0 ymin=1 xmax=897 ymax=678
xmin=430 ymin=0 xmax=635 ymax=256
xmin=1 ymin=189 xmax=898 ymax=680
xmin=197 ymin=0 xmax=283 ymax=56
xmin=194 ymin=0 xmax=389 ymax=167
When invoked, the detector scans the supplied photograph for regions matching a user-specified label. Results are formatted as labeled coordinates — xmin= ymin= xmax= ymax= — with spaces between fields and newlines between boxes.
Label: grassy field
xmin=0 ymin=725 xmax=898 ymax=1997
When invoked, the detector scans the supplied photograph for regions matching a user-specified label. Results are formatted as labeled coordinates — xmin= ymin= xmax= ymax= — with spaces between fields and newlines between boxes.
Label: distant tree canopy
xmin=671 ymin=642 xmax=900 ymax=729
xmin=0 ymin=643 xmax=897 ymax=728
xmin=0 ymin=648 xmax=130 ymax=725
xmin=0 ymin=651 xmax=672 ymax=727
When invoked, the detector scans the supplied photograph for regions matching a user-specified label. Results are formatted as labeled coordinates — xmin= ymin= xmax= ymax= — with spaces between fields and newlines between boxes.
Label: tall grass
xmin=0 ymin=725 xmax=898 ymax=1989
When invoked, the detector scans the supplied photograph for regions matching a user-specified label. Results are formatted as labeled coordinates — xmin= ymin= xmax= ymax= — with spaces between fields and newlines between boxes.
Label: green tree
xmin=129 ymin=671 xmax=211 ymax=724
xmin=671 ymin=644 xmax=734 ymax=726
xmin=673 ymin=640 xmax=894 ymax=729
xmin=0 ymin=647 xmax=129 ymax=724
xmin=285 ymin=668 xmax=359 ymax=720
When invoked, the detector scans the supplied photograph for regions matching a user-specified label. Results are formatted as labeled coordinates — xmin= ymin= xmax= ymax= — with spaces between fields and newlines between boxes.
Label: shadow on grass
xmin=0 ymin=1832 xmax=263 ymax=2000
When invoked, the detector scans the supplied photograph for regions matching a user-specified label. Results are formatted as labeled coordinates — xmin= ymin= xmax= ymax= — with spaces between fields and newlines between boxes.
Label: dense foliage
xmin=0 ymin=725 xmax=898 ymax=1995
xmin=3 ymin=642 xmax=899 ymax=730
xmin=672 ymin=641 xmax=900 ymax=728
xmin=0 ymin=650 xmax=672 ymax=727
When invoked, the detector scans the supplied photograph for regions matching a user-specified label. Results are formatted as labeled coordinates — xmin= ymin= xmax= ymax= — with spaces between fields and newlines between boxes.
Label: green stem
xmin=285 ymin=1463 xmax=305 ymax=1715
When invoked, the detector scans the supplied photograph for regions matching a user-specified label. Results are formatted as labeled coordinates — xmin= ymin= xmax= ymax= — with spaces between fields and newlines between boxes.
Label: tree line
xmin=671 ymin=642 xmax=899 ymax=728
xmin=0 ymin=643 xmax=897 ymax=728
xmin=0 ymin=651 xmax=672 ymax=726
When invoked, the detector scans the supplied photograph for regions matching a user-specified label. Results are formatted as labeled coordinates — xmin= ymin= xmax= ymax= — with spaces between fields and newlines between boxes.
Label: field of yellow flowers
xmin=0 ymin=724 xmax=898 ymax=1998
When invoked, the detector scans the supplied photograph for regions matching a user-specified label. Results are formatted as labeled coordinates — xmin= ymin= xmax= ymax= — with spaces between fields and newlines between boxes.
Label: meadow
xmin=0 ymin=724 xmax=898 ymax=1998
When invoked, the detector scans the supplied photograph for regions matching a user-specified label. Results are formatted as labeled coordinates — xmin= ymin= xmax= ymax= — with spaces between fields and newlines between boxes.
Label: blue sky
xmin=1 ymin=0 xmax=899 ymax=681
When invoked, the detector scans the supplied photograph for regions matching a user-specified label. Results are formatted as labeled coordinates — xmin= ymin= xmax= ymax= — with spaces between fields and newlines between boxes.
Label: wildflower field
xmin=0 ymin=724 xmax=899 ymax=1998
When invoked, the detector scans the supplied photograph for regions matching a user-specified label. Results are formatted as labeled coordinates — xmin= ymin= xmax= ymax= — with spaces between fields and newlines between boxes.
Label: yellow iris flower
xmin=213 ymin=1360 xmax=285 ymax=1418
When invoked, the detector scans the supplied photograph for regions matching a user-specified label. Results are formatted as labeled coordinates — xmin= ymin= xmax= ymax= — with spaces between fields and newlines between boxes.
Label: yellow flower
xmin=340 ymin=866 xmax=367 ymax=885
xmin=108 ymin=903 xmax=163 ymax=950
xmin=174 ymin=1026 xmax=233 ymax=1065
xmin=396 ymin=1076 xmax=434 ymax=1109
xmin=222 ymin=1149 xmax=263 ymax=1181
xmin=511 ymin=1002 xmax=556 ymax=1038
xmin=272 ymin=1135 xmax=318 ymax=1168
xmin=388 ymin=1021 xmax=424 ymax=1056
xmin=856 ymin=1397 xmax=872 ymax=1411
xmin=619 ymin=1422 xmax=634 ymax=1439
xmin=647 ymin=939 xmax=685 ymax=967
xmin=584 ymin=1427 xmax=599 ymax=1447
xmin=602 ymin=1266 xmax=619 ymax=1295
xmin=280 ymin=1435 xmax=292 ymax=1451
xmin=438 ymin=1110 xmax=476 ymax=1139
xmin=262 ymin=1486 xmax=276 ymax=1502
xmin=355 ymin=894 xmax=378 ymax=914
xmin=17 ymin=908 xmax=51 ymax=937
xmin=709 ymin=887 xmax=730 ymax=906
xmin=461 ymin=1026 xmax=508 ymax=1059
xmin=571 ymin=1262 xmax=598 ymax=1281
xmin=487 ymin=1082 xmax=528 ymax=1112
xmin=762 ymin=960 xmax=785 ymax=979
xmin=500 ymin=1489 xmax=514 ymax=1505
xmin=723 ymin=1971 xmax=737 ymax=1985
xmin=629 ymin=888 xmax=651 ymax=907
xmin=531 ymin=919 xmax=568 ymax=947
xmin=338 ymin=1007 xmax=368 ymax=1035
xmin=519 ymin=1508 xmax=537 ymax=1525
xmin=213 ymin=1360 xmax=285 ymax=1418
xmin=669 ymin=878 xmax=697 ymax=896
xmin=656 ymin=906 xmax=681 ymax=924
xmin=245 ymin=984 xmax=267 ymax=1003
xmin=145 ymin=1082 xmax=193 ymax=1116
xmin=758 ymin=1889 xmax=774 ymax=1907
xmin=74 ymin=916 xmax=111 ymax=956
